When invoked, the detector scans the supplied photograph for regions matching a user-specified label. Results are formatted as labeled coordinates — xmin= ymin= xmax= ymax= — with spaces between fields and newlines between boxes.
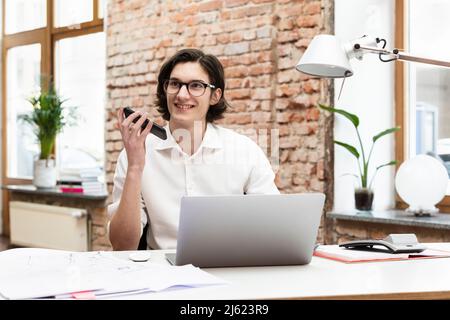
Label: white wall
xmin=333 ymin=0 xmax=396 ymax=211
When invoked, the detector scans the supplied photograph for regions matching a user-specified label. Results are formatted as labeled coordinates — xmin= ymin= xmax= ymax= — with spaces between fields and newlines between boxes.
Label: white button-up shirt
xmin=108 ymin=123 xmax=279 ymax=249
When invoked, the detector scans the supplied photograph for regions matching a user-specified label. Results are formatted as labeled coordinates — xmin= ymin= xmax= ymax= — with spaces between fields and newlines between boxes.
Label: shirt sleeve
xmin=107 ymin=150 xmax=148 ymax=237
xmin=244 ymin=139 xmax=280 ymax=195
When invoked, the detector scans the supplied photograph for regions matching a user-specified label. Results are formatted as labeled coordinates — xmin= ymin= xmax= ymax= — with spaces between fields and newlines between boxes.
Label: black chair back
xmin=138 ymin=224 xmax=148 ymax=250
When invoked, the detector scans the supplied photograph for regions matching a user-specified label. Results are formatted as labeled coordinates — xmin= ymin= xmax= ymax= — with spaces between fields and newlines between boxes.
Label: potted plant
xmin=318 ymin=104 xmax=400 ymax=211
xmin=19 ymin=83 xmax=76 ymax=188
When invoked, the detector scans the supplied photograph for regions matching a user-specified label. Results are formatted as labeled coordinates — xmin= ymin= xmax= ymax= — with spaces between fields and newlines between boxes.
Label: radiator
xmin=9 ymin=201 xmax=88 ymax=251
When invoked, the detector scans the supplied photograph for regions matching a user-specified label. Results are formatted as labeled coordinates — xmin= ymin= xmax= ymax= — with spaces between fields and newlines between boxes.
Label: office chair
xmin=138 ymin=223 xmax=148 ymax=250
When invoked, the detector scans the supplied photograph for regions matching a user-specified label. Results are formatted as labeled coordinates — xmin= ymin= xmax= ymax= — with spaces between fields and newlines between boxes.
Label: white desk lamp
xmin=296 ymin=34 xmax=450 ymax=216
xmin=296 ymin=34 xmax=450 ymax=78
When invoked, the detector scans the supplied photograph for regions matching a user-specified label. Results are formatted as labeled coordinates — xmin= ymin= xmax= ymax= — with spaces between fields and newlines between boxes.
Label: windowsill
xmin=327 ymin=209 xmax=450 ymax=230
xmin=2 ymin=184 xmax=108 ymax=200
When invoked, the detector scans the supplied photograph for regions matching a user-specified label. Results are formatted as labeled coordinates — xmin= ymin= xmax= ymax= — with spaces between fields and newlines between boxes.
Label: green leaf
xmin=19 ymin=79 xmax=78 ymax=160
xmin=334 ymin=140 xmax=360 ymax=159
xmin=339 ymin=173 xmax=360 ymax=179
xmin=318 ymin=104 xmax=359 ymax=128
xmin=372 ymin=127 xmax=400 ymax=143
xmin=376 ymin=160 xmax=397 ymax=170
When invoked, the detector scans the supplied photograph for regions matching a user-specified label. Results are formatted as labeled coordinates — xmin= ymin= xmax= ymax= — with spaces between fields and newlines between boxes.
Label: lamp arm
xmin=353 ymin=44 xmax=450 ymax=68
xmin=394 ymin=50 xmax=450 ymax=68
xmin=354 ymin=44 xmax=392 ymax=56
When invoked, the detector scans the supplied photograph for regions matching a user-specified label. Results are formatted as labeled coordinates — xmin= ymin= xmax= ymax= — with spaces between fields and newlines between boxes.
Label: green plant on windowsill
xmin=318 ymin=104 xmax=400 ymax=210
xmin=19 ymin=81 xmax=77 ymax=187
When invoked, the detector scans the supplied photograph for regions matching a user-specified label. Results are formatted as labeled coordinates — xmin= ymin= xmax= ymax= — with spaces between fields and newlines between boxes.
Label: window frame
xmin=1 ymin=0 xmax=104 ymax=234
xmin=394 ymin=0 xmax=450 ymax=212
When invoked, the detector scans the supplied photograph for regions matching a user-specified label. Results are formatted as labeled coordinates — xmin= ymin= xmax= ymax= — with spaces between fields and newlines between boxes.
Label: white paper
xmin=0 ymin=248 xmax=227 ymax=300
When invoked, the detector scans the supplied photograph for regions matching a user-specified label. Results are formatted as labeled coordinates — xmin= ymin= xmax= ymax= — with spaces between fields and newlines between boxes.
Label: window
xmin=6 ymin=44 xmax=41 ymax=177
xmin=54 ymin=0 xmax=93 ymax=28
xmin=4 ymin=0 xmax=47 ymax=34
xmin=55 ymin=32 xmax=105 ymax=170
xmin=2 ymin=0 xmax=105 ymax=181
xmin=396 ymin=0 xmax=450 ymax=208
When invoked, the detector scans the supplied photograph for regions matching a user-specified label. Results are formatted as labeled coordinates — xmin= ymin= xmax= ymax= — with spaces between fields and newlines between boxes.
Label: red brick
xmin=171 ymin=12 xmax=184 ymax=23
xmin=276 ymin=4 xmax=304 ymax=18
xmin=249 ymin=75 xmax=271 ymax=88
xmin=278 ymin=30 xmax=299 ymax=43
xmin=226 ymin=88 xmax=251 ymax=99
xmin=225 ymin=66 xmax=249 ymax=78
xmin=224 ymin=113 xmax=252 ymax=124
xmin=280 ymin=136 xmax=301 ymax=148
xmin=217 ymin=33 xmax=230 ymax=44
xmin=227 ymin=78 xmax=244 ymax=89
xmin=224 ymin=0 xmax=249 ymax=8
xmin=199 ymin=0 xmax=222 ymax=12
xmin=230 ymin=32 xmax=244 ymax=43
xmin=220 ymin=10 xmax=231 ymax=20
xmin=305 ymin=107 xmax=320 ymax=121
xmin=251 ymin=112 xmax=272 ymax=123
xmin=250 ymin=38 xmax=273 ymax=51
xmin=228 ymin=7 xmax=247 ymax=19
xmin=229 ymin=100 xmax=250 ymax=112
xmin=276 ymin=84 xmax=301 ymax=98
xmin=256 ymin=50 xmax=274 ymax=63
xmin=182 ymin=4 xmax=200 ymax=15
xmin=304 ymin=2 xmax=321 ymax=15
xmin=249 ymin=63 xmax=274 ymax=76
xmin=278 ymin=18 xmax=294 ymax=31
xmin=260 ymin=100 xmax=272 ymax=111
xmin=302 ymin=80 xmax=320 ymax=94
xmin=296 ymin=14 xmax=321 ymax=28
xmin=275 ymin=99 xmax=289 ymax=110
xmin=252 ymin=88 xmax=273 ymax=100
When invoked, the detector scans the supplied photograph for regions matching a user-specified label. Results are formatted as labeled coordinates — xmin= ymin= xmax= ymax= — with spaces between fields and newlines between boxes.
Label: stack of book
xmin=58 ymin=166 xmax=105 ymax=194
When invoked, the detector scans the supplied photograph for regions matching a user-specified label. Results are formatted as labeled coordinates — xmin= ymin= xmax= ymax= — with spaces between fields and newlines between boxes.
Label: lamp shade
xmin=296 ymin=34 xmax=353 ymax=78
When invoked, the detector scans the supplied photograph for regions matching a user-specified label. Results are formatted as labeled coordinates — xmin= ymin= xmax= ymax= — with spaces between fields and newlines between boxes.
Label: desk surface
xmin=113 ymin=243 xmax=450 ymax=300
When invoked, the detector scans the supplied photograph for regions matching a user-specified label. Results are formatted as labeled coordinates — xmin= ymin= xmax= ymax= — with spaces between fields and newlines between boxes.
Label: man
xmin=108 ymin=48 xmax=279 ymax=250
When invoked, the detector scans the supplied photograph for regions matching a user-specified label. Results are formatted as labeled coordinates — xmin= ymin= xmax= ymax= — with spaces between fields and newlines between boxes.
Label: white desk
xmin=113 ymin=243 xmax=450 ymax=300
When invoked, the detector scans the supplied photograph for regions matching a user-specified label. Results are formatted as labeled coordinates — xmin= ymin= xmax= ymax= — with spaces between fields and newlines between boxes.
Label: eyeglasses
xmin=163 ymin=79 xmax=216 ymax=97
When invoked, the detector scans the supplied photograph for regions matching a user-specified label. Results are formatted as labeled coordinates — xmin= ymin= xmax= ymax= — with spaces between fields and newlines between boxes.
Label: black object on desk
xmin=339 ymin=233 xmax=427 ymax=254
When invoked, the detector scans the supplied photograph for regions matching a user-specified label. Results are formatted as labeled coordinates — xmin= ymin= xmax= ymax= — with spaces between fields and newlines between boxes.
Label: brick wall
xmin=104 ymin=0 xmax=334 ymax=246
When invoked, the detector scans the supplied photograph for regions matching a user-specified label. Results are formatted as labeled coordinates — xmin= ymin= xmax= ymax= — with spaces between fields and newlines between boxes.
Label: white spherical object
xmin=395 ymin=154 xmax=448 ymax=213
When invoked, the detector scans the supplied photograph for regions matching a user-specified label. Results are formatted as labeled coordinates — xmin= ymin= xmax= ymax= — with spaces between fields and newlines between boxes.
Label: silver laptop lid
xmin=173 ymin=193 xmax=325 ymax=268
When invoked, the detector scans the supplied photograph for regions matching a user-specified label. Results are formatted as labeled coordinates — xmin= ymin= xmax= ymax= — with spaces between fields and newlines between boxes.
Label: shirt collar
xmin=154 ymin=122 xmax=223 ymax=151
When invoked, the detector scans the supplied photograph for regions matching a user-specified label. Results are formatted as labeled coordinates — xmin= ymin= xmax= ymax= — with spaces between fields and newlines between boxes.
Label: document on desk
xmin=0 ymin=248 xmax=227 ymax=300
xmin=314 ymin=245 xmax=450 ymax=263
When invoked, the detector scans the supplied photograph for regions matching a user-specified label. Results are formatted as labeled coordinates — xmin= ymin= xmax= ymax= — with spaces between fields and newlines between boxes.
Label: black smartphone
xmin=123 ymin=107 xmax=167 ymax=140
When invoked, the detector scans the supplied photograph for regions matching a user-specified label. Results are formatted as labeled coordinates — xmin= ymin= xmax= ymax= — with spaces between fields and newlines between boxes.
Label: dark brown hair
xmin=155 ymin=48 xmax=229 ymax=122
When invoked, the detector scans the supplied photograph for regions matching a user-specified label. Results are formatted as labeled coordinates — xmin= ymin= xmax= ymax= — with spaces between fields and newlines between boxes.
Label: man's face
xmin=166 ymin=62 xmax=221 ymax=126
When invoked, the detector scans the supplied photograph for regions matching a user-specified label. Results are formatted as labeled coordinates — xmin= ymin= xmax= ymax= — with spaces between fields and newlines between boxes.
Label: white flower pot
xmin=33 ymin=159 xmax=57 ymax=188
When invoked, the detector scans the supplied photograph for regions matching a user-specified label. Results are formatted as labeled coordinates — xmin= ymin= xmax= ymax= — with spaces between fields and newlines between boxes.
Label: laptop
xmin=166 ymin=193 xmax=325 ymax=268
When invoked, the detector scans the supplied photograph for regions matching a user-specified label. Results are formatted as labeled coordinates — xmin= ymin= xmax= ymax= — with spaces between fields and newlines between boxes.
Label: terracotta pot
xmin=355 ymin=188 xmax=374 ymax=211
xmin=33 ymin=159 xmax=57 ymax=188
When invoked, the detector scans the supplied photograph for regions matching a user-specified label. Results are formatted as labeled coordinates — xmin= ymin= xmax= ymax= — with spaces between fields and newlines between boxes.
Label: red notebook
xmin=314 ymin=245 xmax=450 ymax=263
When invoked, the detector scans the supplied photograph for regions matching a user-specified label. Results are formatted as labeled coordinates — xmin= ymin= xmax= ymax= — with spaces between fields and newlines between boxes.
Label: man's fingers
xmin=140 ymin=119 xmax=153 ymax=138
xmin=121 ymin=109 xmax=142 ymax=128
xmin=132 ymin=112 xmax=147 ymax=134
